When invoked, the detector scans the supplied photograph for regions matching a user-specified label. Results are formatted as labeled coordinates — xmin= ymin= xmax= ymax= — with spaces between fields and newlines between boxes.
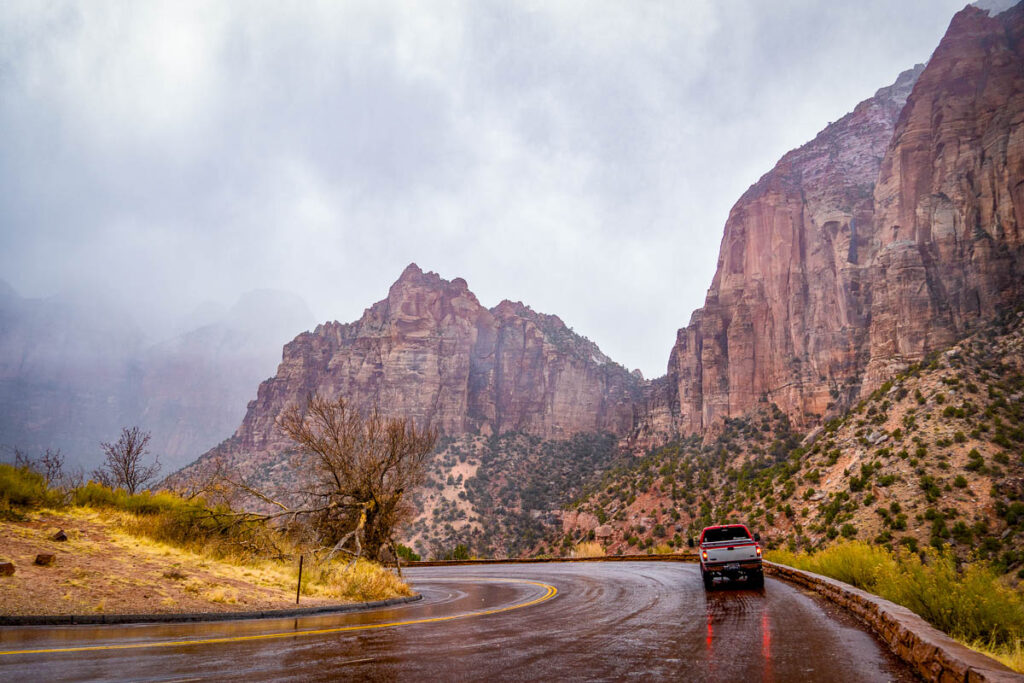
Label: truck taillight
xmin=756 ymin=545 xmax=762 ymax=556
xmin=702 ymin=550 xmax=708 ymax=561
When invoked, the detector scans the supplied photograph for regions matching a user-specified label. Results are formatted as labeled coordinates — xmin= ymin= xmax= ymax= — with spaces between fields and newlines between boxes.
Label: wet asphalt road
xmin=0 ymin=561 xmax=916 ymax=682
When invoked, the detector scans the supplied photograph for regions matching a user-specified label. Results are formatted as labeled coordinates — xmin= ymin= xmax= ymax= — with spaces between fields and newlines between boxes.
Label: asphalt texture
xmin=0 ymin=561 xmax=917 ymax=682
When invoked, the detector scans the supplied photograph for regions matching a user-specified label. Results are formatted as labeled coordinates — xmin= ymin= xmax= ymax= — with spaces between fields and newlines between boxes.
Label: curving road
xmin=0 ymin=562 xmax=915 ymax=681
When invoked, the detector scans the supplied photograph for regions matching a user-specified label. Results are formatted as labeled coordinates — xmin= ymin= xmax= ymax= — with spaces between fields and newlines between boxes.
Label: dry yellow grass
xmin=769 ymin=542 xmax=1024 ymax=673
xmin=99 ymin=507 xmax=411 ymax=601
xmin=970 ymin=640 xmax=1024 ymax=672
xmin=571 ymin=541 xmax=605 ymax=558
xmin=0 ymin=506 xmax=410 ymax=616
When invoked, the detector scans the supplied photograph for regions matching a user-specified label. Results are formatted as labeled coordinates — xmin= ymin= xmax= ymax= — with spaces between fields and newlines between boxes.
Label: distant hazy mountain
xmin=0 ymin=284 xmax=314 ymax=472
xmin=0 ymin=282 xmax=143 ymax=471
xmin=140 ymin=290 xmax=315 ymax=471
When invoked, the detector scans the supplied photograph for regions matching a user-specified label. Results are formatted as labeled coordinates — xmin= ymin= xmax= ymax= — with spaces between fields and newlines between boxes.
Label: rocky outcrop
xmin=865 ymin=3 xmax=1024 ymax=385
xmin=639 ymin=3 xmax=1024 ymax=440
xmin=176 ymin=264 xmax=640 ymax=484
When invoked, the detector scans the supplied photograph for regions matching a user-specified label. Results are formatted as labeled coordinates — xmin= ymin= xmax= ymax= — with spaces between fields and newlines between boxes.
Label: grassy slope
xmin=768 ymin=541 xmax=1024 ymax=672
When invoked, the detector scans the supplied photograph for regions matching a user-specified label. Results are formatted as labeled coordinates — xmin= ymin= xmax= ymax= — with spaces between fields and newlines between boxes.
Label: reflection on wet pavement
xmin=0 ymin=562 xmax=916 ymax=682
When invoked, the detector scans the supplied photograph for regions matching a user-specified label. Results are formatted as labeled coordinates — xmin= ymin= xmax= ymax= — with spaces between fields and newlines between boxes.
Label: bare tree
xmin=12 ymin=447 xmax=66 ymax=485
xmin=94 ymin=427 xmax=161 ymax=494
xmin=38 ymin=448 xmax=65 ymax=486
xmin=274 ymin=394 xmax=437 ymax=569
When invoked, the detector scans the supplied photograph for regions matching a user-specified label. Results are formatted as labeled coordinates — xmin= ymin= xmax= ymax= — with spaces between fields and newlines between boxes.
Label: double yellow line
xmin=0 ymin=578 xmax=557 ymax=657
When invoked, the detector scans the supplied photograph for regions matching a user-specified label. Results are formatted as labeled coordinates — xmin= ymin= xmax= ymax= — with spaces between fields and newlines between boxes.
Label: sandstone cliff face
xmin=178 ymin=264 xmax=640 ymax=483
xmin=177 ymin=4 xmax=1024 ymax=486
xmin=866 ymin=4 xmax=1024 ymax=385
xmin=635 ymin=65 xmax=924 ymax=443
xmin=640 ymin=3 xmax=1024 ymax=441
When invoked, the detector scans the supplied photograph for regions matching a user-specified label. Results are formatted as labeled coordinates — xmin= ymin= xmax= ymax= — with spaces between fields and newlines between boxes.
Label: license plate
xmin=724 ymin=563 xmax=740 ymax=571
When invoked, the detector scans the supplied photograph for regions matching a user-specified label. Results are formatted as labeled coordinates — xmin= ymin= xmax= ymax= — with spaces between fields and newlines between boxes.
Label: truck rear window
xmin=703 ymin=527 xmax=751 ymax=543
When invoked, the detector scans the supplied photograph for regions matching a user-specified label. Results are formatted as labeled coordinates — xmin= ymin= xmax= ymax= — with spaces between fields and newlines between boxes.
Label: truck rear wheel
xmin=702 ymin=568 xmax=713 ymax=590
xmin=750 ymin=570 xmax=764 ymax=590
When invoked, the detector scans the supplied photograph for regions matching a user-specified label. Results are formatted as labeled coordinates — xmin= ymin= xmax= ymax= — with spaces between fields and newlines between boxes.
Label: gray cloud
xmin=0 ymin=0 xmax=970 ymax=377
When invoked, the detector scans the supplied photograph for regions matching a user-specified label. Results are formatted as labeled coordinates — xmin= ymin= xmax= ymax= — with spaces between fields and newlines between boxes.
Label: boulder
xmin=0 ymin=562 xmax=14 ymax=576
xmin=52 ymin=529 xmax=68 ymax=542
xmin=34 ymin=553 xmax=55 ymax=566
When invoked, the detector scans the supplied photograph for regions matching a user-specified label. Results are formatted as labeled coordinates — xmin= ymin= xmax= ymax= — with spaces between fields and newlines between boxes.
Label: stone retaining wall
xmin=764 ymin=561 xmax=1022 ymax=682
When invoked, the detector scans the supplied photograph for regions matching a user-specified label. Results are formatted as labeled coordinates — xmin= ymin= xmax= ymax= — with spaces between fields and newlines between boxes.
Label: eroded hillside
xmin=566 ymin=308 xmax=1024 ymax=575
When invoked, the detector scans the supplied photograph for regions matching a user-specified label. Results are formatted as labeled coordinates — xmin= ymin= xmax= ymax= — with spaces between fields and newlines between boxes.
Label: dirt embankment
xmin=0 ymin=509 xmax=340 ymax=616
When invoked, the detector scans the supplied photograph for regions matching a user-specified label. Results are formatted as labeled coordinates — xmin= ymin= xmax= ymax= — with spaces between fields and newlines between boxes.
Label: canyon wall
xmin=866 ymin=4 xmax=1024 ymax=384
xmin=638 ymin=4 xmax=1024 ymax=442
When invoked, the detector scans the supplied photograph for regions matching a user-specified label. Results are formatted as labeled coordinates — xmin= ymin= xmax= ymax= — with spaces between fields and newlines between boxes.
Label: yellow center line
xmin=0 ymin=579 xmax=557 ymax=657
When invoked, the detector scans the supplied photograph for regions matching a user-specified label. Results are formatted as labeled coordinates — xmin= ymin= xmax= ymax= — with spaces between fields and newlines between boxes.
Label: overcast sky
xmin=0 ymin=0 xmax=974 ymax=377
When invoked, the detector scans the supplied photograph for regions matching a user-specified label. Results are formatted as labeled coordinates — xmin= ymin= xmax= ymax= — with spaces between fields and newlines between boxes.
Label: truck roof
xmin=700 ymin=524 xmax=754 ymax=543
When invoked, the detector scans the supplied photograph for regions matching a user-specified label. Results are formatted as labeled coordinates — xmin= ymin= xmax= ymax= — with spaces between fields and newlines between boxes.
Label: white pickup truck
xmin=689 ymin=524 xmax=763 ymax=590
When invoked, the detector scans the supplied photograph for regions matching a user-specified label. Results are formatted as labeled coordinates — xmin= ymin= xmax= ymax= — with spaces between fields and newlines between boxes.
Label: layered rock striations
xmin=866 ymin=3 xmax=1024 ymax=384
xmin=639 ymin=3 xmax=1024 ymax=441
xmin=636 ymin=65 xmax=924 ymax=442
xmin=177 ymin=264 xmax=641 ymax=483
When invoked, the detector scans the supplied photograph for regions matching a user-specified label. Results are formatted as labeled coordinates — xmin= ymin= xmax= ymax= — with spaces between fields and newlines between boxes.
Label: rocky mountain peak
xmin=173 ymin=264 xmax=642 ymax=487
xmin=382 ymin=262 xmax=480 ymax=318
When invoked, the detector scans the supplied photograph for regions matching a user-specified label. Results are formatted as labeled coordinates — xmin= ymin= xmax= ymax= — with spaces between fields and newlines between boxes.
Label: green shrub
xmin=966 ymin=450 xmax=986 ymax=472
xmin=395 ymin=543 xmax=420 ymax=562
xmin=0 ymin=464 xmax=66 ymax=510
xmin=768 ymin=541 xmax=1024 ymax=652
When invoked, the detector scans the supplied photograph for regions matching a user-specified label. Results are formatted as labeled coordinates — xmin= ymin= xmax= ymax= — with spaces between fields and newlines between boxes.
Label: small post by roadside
xmin=296 ymin=555 xmax=304 ymax=605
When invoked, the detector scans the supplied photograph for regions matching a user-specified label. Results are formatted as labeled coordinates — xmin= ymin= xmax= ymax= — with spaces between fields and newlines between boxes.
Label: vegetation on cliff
xmin=406 ymin=431 xmax=623 ymax=559
xmin=566 ymin=308 xmax=1024 ymax=575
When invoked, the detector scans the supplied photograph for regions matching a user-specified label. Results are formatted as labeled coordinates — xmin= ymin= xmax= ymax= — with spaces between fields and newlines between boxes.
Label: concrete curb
xmin=764 ymin=561 xmax=1022 ymax=682
xmin=0 ymin=594 xmax=422 ymax=627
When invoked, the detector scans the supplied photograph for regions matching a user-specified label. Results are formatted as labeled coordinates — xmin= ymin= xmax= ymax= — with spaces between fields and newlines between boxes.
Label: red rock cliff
xmin=636 ymin=65 xmax=923 ymax=443
xmin=866 ymin=3 xmax=1024 ymax=385
xmin=176 ymin=264 xmax=640 ymax=482
xmin=638 ymin=3 xmax=1024 ymax=443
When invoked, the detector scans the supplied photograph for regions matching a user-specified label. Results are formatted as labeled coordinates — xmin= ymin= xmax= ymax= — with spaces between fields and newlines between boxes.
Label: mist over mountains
xmin=0 ymin=283 xmax=313 ymax=472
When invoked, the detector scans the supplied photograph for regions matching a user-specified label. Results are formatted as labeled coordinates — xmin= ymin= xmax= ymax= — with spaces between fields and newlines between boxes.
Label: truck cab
xmin=690 ymin=524 xmax=763 ymax=590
